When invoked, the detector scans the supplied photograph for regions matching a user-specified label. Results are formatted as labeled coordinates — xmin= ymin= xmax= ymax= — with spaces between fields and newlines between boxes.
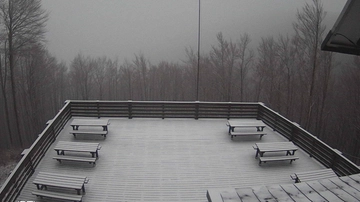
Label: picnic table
xmin=70 ymin=119 xmax=109 ymax=131
xmin=253 ymin=142 xmax=299 ymax=165
xmin=33 ymin=172 xmax=88 ymax=195
xmin=54 ymin=141 xmax=101 ymax=158
xmin=226 ymin=120 xmax=266 ymax=134
xmin=254 ymin=142 xmax=298 ymax=158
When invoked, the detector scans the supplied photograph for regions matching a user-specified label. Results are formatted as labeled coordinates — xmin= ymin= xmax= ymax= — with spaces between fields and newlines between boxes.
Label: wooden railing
xmin=258 ymin=103 xmax=360 ymax=176
xmin=68 ymin=100 xmax=260 ymax=119
xmin=0 ymin=101 xmax=72 ymax=202
xmin=1 ymin=100 xmax=359 ymax=201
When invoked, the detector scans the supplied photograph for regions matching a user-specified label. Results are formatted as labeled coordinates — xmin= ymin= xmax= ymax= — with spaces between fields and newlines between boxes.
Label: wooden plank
xmin=348 ymin=174 xmax=360 ymax=190
xmin=330 ymin=178 xmax=360 ymax=200
xmin=266 ymin=184 xmax=294 ymax=201
xmin=230 ymin=131 xmax=266 ymax=139
xmin=227 ymin=120 xmax=266 ymax=128
xmin=319 ymin=179 xmax=358 ymax=201
xmin=53 ymin=156 xmax=97 ymax=164
xmin=280 ymin=184 xmax=311 ymax=201
xmin=54 ymin=141 xmax=100 ymax=154
xmin=306 ymin=180 xmax=344 ymax=201
xmin=235 ymin=187 xmax=259 ymax=202
xmin=70 ymin=118 xmax=109 ymax=127
xmin=259 ymin=156 xmax=298 ymax=165
xmin=340 ymin=175 xmax=360 ymax=191
xmin=32 ymin=190 xmax=83 ymax=201
xmin=294 ymin=182 xmax=327 ymax=201
xmin=220 ymin=189 xmax=242 ymax=202
xmin=252 ymin=185 xmax=277 ymax=202
xmin=207 ymin=189 xmax=232 ymax=202
xmin=255 ymin=142 xmax=298 ymax=156
xmin=70 ymin=130 xmax=107 ymax=135
xmin=38 ymin=171 xmax=87 ymax=180
xmin=303 ymin=180 xmax=343 ymax=201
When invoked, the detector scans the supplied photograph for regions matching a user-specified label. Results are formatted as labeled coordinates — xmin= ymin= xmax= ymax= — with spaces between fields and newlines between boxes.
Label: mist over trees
xmin=0 ymin=0 xmax=359 ymax=164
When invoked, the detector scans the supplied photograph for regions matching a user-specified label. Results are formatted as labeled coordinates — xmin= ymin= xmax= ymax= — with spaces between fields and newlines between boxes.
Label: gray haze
xmin=41 ymin=0 xmax=346 ymax=65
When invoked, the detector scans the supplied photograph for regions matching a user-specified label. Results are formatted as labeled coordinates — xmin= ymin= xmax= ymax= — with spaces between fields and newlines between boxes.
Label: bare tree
xmin=69 ymin=54 xmax=94 ymax=100
xmin=0 ymin=0 xmax=48 ymax=147
xmin=237 ymin=33 xmax=254 ymax=101
xmin=293 ymin=0 xmax=326 ymax=131
xmin=133 ymin=53 xmax=149 ymax=100
xmin=210 ymin=32 xmax=239 ymax=101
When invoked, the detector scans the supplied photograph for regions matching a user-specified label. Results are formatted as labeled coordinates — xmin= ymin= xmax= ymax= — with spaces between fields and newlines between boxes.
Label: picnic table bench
xmin=291 ymin=168 xmax=338 ymax=183
xmin=70 ymin=119 xmax=109 ymax=138
xmin=253 ymin=142 xmax=299 ymax=165
xmin=32 ymin=190 xmax=83 ymax=202
xmin=32 ymin=172 xmax=88 ymax=195
xmin=53 ymin=155 xmax=97 ymax=165
xmin=229 ymin=131 xmax=267 ymax=139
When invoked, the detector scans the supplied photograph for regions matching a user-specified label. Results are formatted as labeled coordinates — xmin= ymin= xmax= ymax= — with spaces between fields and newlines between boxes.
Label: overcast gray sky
xmin=41 ymin=0 xmax=347 ymax=65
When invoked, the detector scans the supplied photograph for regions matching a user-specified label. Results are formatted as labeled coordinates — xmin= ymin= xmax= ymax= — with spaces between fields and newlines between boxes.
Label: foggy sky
xmin=41 ymin=0 xmax=347 ymax=65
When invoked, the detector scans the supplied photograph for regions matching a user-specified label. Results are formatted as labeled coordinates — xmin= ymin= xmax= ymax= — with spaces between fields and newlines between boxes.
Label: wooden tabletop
xmin=227 ymin=120 xmax=266 ymax=127
xmin=70 ymin=119 xmax=109 ymax=126
xmin=255 ymin=142 xmax=297 ymax=152
xmin=54 ymin=141 xmax=100 ymax=153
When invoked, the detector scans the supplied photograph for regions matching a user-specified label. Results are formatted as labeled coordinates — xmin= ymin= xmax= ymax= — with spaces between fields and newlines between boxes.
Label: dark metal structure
xmin=322 ymin=0 xmax=360 ymax=55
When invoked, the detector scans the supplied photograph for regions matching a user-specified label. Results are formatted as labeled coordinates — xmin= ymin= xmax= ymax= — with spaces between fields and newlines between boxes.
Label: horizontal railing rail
xmin=1 ymin=100 xmax=359 ymax=201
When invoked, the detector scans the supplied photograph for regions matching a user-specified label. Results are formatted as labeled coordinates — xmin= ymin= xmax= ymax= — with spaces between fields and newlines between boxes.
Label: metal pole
xmin=196 ymin=0 xmax=201 ymax=101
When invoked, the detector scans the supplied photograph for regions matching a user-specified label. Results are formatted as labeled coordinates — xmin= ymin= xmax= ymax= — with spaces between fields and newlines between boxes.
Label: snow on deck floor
xmin=17 ymin=118 xmax=325 ymax=202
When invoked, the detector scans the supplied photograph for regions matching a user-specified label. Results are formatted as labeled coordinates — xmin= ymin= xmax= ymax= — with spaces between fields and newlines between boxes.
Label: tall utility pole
xmin=196 ymin=0 xmax=201 ymax=101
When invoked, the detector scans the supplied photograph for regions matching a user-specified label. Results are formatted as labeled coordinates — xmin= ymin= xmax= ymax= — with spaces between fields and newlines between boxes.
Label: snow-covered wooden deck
xmin=17 ymin=118 xmax=326 ymax=201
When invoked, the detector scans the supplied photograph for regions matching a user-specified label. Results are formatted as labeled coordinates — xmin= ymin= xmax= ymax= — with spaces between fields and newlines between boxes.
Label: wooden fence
xmin=0 ymin=100 xmax=359 ymax=201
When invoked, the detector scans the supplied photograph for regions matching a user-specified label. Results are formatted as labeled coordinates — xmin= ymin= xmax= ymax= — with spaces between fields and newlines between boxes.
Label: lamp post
xmin=196 ymin=0 xmax=201 ymax=101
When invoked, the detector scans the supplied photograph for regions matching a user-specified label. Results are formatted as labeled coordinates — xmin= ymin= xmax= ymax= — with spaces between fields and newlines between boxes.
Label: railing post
xmin=227 ymin=102 xmax=231 ymax=120
xmin=46 ymin=119 xmax=56 ymax=142
xmin=257 ymin=102 xmax=264 ymax=120
xmin=195 ymin=101 xmax=199 ymax=120
xmin=65 ymin=100 xmax=72 ymax=117
xmin=290 ymin=122 xmax=300 ymax=142
xmin=96 ymin=100 xmax=100 ymax=119
xmin=162 ymin=103 xmax=165 ymax=119
xmin=128 ymin=100 xmax=132 ymax=119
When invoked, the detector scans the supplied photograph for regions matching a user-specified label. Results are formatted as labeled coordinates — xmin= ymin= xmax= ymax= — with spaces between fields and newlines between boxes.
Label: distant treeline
xmin=0 ymin=0 xmax=359 ymax=164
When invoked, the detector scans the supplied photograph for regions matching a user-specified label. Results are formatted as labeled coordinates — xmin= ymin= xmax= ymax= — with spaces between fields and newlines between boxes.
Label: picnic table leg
xmin=77 ymin=189 xmax=81 ymax=195
xmin=256 ymin=126 xmax=265 ymax=131
xmin=103 ymin=126 xmax=107 ymax=131
xmin=82 ymin=185 xmax=86 ymax=193
xmin=255 ymin=149 xmax=260 ymax=158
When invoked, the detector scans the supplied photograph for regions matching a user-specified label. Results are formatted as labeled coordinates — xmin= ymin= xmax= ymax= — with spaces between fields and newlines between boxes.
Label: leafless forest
xmin=0 ymin=0 xmax=359 ymax=164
